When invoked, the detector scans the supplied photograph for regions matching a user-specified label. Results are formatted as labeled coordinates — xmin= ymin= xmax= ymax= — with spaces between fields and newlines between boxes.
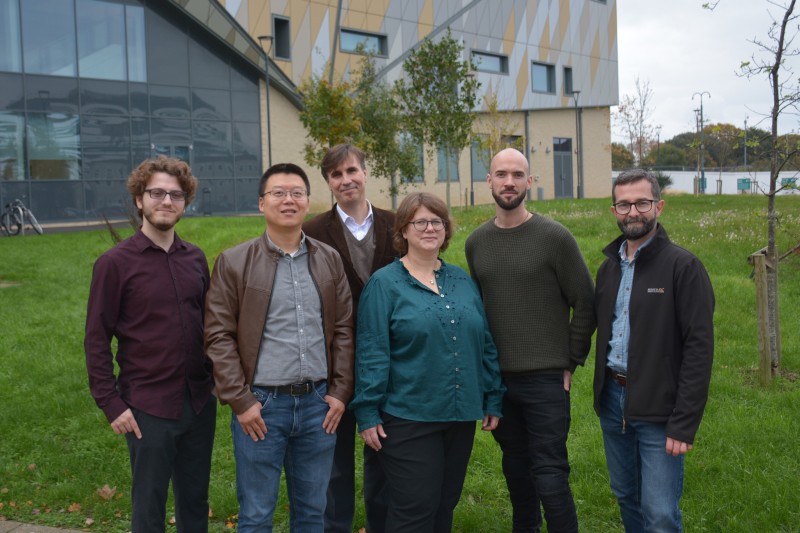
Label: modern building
xmin=0 ymin=0 xmax=618 ymax=222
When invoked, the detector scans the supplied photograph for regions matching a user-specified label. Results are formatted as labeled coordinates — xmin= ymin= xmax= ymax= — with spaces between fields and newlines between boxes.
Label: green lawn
xmin=1 ymin=194 xmax=798 ymax=532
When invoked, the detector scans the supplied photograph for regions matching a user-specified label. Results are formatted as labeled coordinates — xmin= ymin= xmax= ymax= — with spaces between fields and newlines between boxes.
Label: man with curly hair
xmin=85 ymin=156 xmax=216 ymax=533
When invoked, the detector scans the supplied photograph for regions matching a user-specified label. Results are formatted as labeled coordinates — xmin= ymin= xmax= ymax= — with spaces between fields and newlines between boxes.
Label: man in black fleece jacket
xmin=594 ymin=168 xmax=714 ymax=532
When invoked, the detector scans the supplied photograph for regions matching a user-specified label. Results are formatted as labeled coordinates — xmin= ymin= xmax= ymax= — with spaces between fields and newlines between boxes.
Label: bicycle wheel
xmin=26 ymin=210 xmax=44 ymax=235
xmin=1 ymin=207 xmax=22 ymax=236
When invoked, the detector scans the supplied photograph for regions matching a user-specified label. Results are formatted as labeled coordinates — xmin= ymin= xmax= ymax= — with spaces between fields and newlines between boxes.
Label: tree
xmin=474 ymin=90 xmax=525 ymax=170
xmin=652 ymin=170 xmax=673 ymax=192
xmin=725 ymin=0 xmax=800 ymax=381
xmin=613 ymin=77 xmax=659 ymax=165
xmin=351 ymin=52 xmax=422 ymax=205
xmin=298 ymin=76 xmax=359 ymax=168
xmin=643 ymin=143 xmax=687 ymax=168
xmin=396 ymin=29 xmax=480 ymax=208
xmin=705 ymin=123 xmax=742 ymax=169
xmin=611 ymin=142 xmax=634 ymax=169
xmin=298 ymin=51 xmax=421 ymax=203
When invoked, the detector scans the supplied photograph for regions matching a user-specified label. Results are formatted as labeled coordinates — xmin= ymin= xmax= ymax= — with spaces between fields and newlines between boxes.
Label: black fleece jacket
xmin=593 ymin=224 xmax=715 ymax=444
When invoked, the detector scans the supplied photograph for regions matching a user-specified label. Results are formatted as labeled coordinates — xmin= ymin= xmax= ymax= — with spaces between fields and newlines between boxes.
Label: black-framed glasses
xmin=409 ymin=218 xmax=445 ymax=231
xmin=613 ymin=199 xmax=655 ymax=215
xmin=260 ymin=189 xmax=308 ymax=200
xmin=144 ymin=188 xmax=187 ymax=202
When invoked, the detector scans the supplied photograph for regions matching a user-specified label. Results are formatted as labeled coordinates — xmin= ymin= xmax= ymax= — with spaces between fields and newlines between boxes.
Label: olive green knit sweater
xmin=465 ymin=213 xmax=596 ymax=374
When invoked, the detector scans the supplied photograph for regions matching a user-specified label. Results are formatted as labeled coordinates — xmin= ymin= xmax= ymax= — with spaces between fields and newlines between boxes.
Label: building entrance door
xmin=553 ymin=137 xmax=574 ymax=199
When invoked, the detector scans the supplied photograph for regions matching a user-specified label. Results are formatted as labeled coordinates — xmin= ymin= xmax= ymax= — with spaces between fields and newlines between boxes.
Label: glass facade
xmin=0 ymin=0 xmax=262 ymax=222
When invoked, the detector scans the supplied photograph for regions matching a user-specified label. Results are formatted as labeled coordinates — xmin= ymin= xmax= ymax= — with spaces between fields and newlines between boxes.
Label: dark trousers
xmin=324 ymin=409 xmax=388 ymax=533
xmin=126 ymin=393 xmax=216 ymax=533
xmin=492 ymin=372 xmax=577 ymax=533
xmin=377 ymin=414 xmax=476 ymax=533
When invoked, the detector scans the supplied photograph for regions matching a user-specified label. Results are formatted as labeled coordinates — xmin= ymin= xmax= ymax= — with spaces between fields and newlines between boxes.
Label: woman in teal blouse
xmin=350 ymin=192 xmax=505 ymax=532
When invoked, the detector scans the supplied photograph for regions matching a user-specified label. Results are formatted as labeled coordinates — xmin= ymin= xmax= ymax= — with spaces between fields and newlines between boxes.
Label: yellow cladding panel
xmin=418 ymin=0 xmax=433 ymax=39
xmin=343 ymin=10 xmax=366 ymax=28
xmin=557 ymin=0 xmax=569 ymax=50
xmin=366 ymin=13 xmax=384 ymax=32
xmin=516 ymin=48 xmax=529 ymax=109
xmin=538 ymin=16 xmax=550 ymax=61
xmin=591 ymin=32 xmax=600 ymax=86
xmin=366 ymin=0 xmax=391 ymax=16
xmin=503 ymin=5 xmax=515 ymax=52
xmin=608 ymin=1 xmax=618 ymax=57
xmin=348 ymin=0 xmax=369 ymax=14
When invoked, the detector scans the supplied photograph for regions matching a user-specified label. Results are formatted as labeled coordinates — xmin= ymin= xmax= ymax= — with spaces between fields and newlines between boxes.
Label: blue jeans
xmin=599 ymin=378 xmax=684 ymax=533
xmin=232 ymin=382 xmax=337 ymax=533
xmin=492 ymin=372 xmax=576 ymax=533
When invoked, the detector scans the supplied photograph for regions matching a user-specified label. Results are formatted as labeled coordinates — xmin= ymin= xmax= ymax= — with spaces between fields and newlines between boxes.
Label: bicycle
xmin=1 ymin=199 xmax=43 ymax=236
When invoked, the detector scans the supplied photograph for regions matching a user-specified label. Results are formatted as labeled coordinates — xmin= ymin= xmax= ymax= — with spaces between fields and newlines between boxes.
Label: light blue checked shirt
xmin=605 ymin=236 xmax=654 ymax=374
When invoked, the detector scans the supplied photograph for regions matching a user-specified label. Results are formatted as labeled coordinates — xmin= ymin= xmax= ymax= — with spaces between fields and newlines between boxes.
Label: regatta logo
xmin=647 ymin=288 xmax=665 ymax=294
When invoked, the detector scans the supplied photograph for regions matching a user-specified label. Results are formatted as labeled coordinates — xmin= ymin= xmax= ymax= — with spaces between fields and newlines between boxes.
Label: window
xmin=470 ymin=140 xmax=490 ymax=182
xmin=273 ymin=16 xmax=291 ymax=60
xmin=27 ymin=114 xmax=81 ymax=180
xmin=553 ymin=137 xmax=572 ymax=153
xmin=0 ymin=112 xmax=25 ymax=180
xmin=126 ymin=5 xmax=146 ymax=82
xmin=472 ymin=51 xmax=508 ymax=74
xmin=22 ymin=0 xmax=77 ymax=76
xmin=563 ymin=67 xmax=573 ymax=96
xmin=437 ymin=147 xmax=458 ymax=183
xmin=340 ymin=29 xmax=387 ymax=56
xmin=0 ymin=0 xmax=22 ymax=72
xmin=77 ymin=0 xmax=126 ymax=80
xmin=531 ymin=62 xmax=555 ymax=94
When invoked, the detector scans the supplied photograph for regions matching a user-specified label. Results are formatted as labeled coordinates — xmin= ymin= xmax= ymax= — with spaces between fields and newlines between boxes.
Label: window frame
xmin=471 ymin=50 xmax=509 ymax=75
xmin=531 ymin=61 xmax=556 ymax=94
xmin=273 ymin=15 xmax=291 ymax=60
xmin=563 ymin=66 xmax=573 ymax=96
xmin=339 ymin=28 xmax=388 ymax=57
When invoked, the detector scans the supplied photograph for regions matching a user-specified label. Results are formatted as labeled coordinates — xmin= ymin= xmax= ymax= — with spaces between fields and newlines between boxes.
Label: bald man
xmin=465 ymin=148 xmax=595 ymax=533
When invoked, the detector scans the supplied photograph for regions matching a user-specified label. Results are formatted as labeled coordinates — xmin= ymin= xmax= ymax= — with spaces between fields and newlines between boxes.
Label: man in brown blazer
xmin=303 ymin=144 xmax=396 ymax=533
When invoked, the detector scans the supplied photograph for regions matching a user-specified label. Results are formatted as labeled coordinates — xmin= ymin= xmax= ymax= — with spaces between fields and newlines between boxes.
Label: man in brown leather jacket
xmin=205 ymin=163 xmax=354 ymax=532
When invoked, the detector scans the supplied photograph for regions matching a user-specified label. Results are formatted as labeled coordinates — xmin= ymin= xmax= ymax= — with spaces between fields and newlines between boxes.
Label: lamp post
xmin=744 ymin=115 xmax=749 ymax=168
xmin=655 ymin=125 xmax=661 ymax=169
xmin=258 ymin=35 xmax=274 ymax=167
xmin=692 ymin=91 xmax=710 ymax=194
xmin=572 ymin=90 xmax=583 ymax=199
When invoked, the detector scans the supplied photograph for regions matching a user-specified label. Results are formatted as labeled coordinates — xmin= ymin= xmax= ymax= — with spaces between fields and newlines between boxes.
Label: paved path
xmin=0 ymin=522 xmax=86 ymax=533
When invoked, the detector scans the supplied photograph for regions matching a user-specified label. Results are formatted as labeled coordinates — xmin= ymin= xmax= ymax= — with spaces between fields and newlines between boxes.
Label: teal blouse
xmin=350 ymin=258 xmax=505 ymax=431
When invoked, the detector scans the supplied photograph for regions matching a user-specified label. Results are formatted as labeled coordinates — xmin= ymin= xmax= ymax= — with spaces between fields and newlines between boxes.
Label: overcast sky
xmin=615 ymin=0 xmax=800 ymax=142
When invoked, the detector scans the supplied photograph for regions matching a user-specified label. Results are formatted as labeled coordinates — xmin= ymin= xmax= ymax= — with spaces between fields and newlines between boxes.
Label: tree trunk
xmin=445 ymin=145 xmax=452 ymax=210
xmin=758 ymin=0 xmax=794 ymax=381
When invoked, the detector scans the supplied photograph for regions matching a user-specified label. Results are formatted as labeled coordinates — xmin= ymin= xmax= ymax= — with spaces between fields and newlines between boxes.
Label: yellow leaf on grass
xmin=67 ymin=502 xmax=81 ymax=512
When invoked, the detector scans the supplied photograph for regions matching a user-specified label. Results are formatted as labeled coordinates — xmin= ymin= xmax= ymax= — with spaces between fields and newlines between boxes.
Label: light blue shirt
xmin=606 ymin=236 xmax=653 ymax=374
xmin=336 ymin=202 xmax=374 ymax=241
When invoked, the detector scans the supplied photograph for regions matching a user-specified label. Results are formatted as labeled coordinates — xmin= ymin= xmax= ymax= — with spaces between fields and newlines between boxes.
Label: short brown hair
xmin=613 ymin=168 xmax=661 ymax=202
xmin=127 ymin=156 xmax=198 ymax=217
xmin=392 ymin=192 xmax=454 ymax=255
xmin=320 ymin=144 xmax=366 ymax=181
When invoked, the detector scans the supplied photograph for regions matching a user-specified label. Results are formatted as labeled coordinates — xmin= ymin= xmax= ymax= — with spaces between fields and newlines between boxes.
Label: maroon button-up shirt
xmin=85 ymin=230 xmax=213 ymax=422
